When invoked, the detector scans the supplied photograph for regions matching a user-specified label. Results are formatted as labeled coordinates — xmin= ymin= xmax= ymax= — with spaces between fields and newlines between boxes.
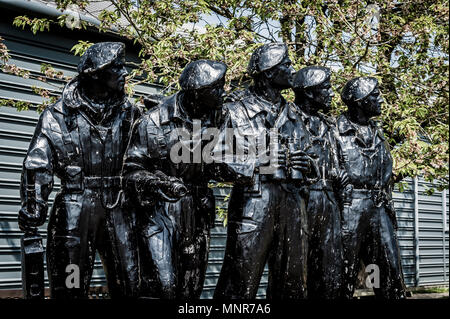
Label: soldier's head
xmin=179 ymin=59 xmax=227 ymax=113
xmin=293 ymin=66 xmax=334 ymax=113
xmin=341 ymin=76 xmax=384 ymax=117
xmin=248 ymin=43 xmax=295 ymax=90
xmin=78 ymin=42 xmax=127 ymax=95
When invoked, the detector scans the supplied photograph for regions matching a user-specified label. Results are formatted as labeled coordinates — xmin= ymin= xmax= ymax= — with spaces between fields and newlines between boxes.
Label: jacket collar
xmin=338 ymin=112 xmax=385 ymax=141
xmin=57 ymin=77 xmax=129 ymax=116
xmin=159 ymin=92 xmax=190 ymax=125
xmin=241 ymin=88 xmax=286 ymax=119
xmin=337 ymin=113 xmax=356 ymax=135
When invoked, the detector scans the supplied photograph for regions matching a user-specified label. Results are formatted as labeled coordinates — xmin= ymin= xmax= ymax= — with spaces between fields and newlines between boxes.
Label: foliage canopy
xmin=0 ymin=0 xmax=448 ymax=189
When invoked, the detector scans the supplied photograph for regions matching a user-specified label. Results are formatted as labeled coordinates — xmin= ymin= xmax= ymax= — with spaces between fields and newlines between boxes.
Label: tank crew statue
xmin=122 ymin=60 xmax=226 ymax=299
xmin=213 ymin=43 xmax=312 ymax=299
xmin=292 ymin=66 xmax=347 ymax=299
xmin=336 ymin=76 xmax=406 ymax=299
xmin=18 ymin=42 xmax=142 ymax=298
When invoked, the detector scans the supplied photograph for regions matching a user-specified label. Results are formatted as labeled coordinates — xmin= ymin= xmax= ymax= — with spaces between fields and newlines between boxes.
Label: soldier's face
xmin=196 ymin=78 xmax=226 ymax=110
xmin=269 ymin=56 xmax=295 ymax=89
xmin=361 ymin=86 xmax=383 ymax=116
xmin=311 ymin=79 xmax=334 ymax=112
xmin=101 ymin=57 xmax=128 ymax=92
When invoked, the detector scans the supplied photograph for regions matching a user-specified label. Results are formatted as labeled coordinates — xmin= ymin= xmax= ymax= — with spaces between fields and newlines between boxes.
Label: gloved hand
xmin=18 ymin=200 xmax=48 ymax=232
xmin=288 ymin=150 xmax=311 ymax=173
xmin=150 ymin=171 xmax=188 ymax=202
xmin=336 ymin=170 xmax=349 ymax=189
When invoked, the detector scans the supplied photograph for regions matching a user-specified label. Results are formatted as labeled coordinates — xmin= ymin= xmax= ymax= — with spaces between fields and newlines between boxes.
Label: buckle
xmin=371 ymin=190 xmax=384 ymax=207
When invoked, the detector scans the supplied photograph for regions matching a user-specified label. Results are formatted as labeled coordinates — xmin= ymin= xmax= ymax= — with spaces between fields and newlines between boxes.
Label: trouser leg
xmin=139 ymin=208 xmax=177 ymax=299
xmin=96 ymin=206 xmax=140 ymax=298
xmin=369 ymin=207 xmax=407 ymax=299
xmin=341 ymin=198 xmax=367 ymax=299
xmin=177 ymin=218 xmax=211 ymax=299
xmin=307 ymin=190 xmax=343 ymax=299
xmin=214 ymin=185 xmax=274 ymax=299
xmin=169 ymin=194 xmax=211 ymax=299
xmin=46 ymin=194 xmax=96 ymax=299
xmin=267 ymin=188 xmax=308 ymax=299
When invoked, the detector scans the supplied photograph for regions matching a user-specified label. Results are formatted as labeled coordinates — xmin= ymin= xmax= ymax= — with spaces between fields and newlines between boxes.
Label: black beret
xmin=293 ymin=66 xmax=331 ymax=90
xmin=78 ymin=42 xmax=125 ymax=75
xmin=179 ymin=60 xmax=227 ymax=91
xmin=341 ymin=76 xmax=378 ymax=104
xmin=247 ymin=43 xmax=288 ymax=76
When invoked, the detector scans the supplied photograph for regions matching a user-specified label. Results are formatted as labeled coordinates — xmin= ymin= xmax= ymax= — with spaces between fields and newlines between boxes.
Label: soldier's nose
xmin=289 ymin=66 xmax=295 ymax=75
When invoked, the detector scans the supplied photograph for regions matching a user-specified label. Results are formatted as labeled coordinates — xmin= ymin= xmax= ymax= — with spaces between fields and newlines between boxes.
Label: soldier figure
xmin=213 ymin=43 xmax=311 ymax=299
xmin=122 ymin=60 xmax=226 ymax=298
xmin=18 ymin=42 xmax=142 ymax=298
xmin=336 ymin=76 xmax=406 ymax=299
xmin=292 ymin=66 xmax=346 ymax=299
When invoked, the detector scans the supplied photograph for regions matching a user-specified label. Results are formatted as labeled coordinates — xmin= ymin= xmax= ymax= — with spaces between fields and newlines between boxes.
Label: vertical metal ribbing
xmin=413 ymin=177 xmax=420 ymax=286
xmin=442 ymin=190 xmax=447 ymax=283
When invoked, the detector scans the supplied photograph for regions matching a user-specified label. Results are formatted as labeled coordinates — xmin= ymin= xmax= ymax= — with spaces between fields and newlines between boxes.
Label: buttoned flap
xmin=66 ymin=165 xmax=82 ymax=177
xmin=234 ymin=219 xmax=259 ymax=235
xmin=146 ymin=125 xmax=166 ymax=158
xmin=142 ymin=223 xmax=163 ymax=238
xmin=49 ymin=121 xmax=63 ymax=134
xmin=147 ymin=125 xmax=159 ymax=136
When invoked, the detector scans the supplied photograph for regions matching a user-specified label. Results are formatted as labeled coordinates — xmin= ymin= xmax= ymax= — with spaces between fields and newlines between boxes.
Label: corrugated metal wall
xmin=1 ymin=10 xmax=448 ymax=298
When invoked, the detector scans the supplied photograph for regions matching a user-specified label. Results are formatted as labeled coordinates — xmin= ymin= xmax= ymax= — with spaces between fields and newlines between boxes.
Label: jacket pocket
xmin=142 ymin=223 xmax=163 ymax=238
xmin=64 ymin=165 xmax=83 ymax=192
xmin=234 ymin=219 xmax=259 ymax=235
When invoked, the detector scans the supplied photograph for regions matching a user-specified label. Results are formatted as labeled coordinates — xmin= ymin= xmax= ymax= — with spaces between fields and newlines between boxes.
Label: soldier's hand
xmin=18 ymin=205 xmax=47 ymax=232
xmin=152 ymin=173 xmax=188 ymax=202
xmin=277 ymin=149 xmax=287 ymax=167
xmin=288 ymin=150 xmax=311 ymax=172
xmin=338 ymin=170 xmax=350 ymax=189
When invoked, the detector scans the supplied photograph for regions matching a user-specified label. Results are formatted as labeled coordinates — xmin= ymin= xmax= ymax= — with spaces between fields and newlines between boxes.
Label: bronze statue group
xmin=18 ymin=41 xmax=407 ymax=299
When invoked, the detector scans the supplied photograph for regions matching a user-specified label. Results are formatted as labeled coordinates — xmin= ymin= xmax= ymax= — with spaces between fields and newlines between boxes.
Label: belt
xmin=84 ymin=176 xmax=122 ymax=188
xmin=62 ymin=176 xmax=121 ymax=190
xmin=351 ymin=188 xmax=386 ymax=206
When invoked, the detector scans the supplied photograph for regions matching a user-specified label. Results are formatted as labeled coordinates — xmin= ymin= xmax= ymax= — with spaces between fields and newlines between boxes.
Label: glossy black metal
xmin=19 ymin=42 xmax=142 ymax=298
xmin=336 ymin=76 xmax=407 ymax=299
xmin=213 ymin=43 xmax=311 ymax=299
xmin=293 ymin=66 xmax=345 ymax=299
xmin=123 ymin=59 xmax=227 ymax=299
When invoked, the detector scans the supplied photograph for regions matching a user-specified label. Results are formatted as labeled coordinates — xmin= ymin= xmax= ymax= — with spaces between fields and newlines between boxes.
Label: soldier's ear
xmin=304 ymin=89 xmax=314 ymax=100
xmin=264 ymin=68 xmax=276 ymax=80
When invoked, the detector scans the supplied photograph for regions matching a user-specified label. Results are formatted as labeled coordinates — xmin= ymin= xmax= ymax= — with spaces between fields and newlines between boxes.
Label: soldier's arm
xmin=330 ymin=125 xmax=352 ymax=208
xmin=19 ymin=114 xmax=55 ymax=232
xmin=122 ymin=118 xmax=186 ymax=206
xmin=122 ymin=117 xmax=158 ymax=206
xmin=381 ymin=133 xmax=398 ymax=230
xmin=209 ymin=108 xmax=254 ymax=185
